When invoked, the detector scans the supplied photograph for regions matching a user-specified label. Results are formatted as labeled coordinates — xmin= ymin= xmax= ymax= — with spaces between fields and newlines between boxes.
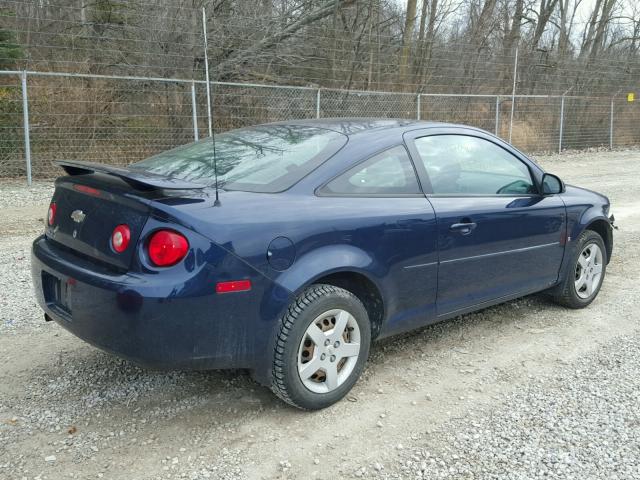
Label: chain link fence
xmin=420 ymin=95 xmax=497 ymax=133
xmin=504 ymin=96 xmax=562 ymax=152
xmin=320 ymin=89 xmax=417 ymax=119
xmin=0 ymin=73 xmax=24 ymax=178
xmin=213 ymin=83 xmax=318 ymax=131
xmin=1 ymin=70 xmax=639 ymax=182
xmin=563 ymin=97 xmax=614 ymax=150
xmin=27 ymin=74 xmax=200 ymax=176
xmin=615 ymin=98 xmax=640 ymax=147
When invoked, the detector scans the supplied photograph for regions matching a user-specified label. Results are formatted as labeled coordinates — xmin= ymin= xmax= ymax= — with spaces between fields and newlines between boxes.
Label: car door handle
xmin=450 ymin=222 xmax=477 ymax=235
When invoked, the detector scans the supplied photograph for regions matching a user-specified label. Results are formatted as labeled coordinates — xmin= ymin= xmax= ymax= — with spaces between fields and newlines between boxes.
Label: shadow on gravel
xmin=369 ymin=293 xmax=558 ymax=358
xmin=15 ymin=293 xmax=560 ymax=421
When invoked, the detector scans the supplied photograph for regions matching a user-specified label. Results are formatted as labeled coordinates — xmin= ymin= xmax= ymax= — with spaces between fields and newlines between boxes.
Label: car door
xmin=317 ymin=144 xmax=439 ymax=336
xmin=404 ymin=128 xmax=566 ymax=317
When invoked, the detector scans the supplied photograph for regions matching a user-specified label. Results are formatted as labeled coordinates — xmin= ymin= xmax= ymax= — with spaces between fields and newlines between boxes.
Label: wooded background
xmin=1 ymin=0 xmax=639 ymax=178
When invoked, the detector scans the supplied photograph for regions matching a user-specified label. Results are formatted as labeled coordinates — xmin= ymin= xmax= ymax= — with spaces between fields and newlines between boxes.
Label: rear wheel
xmin=271 ymin=284 xmax=371 ymax=410
xmin=554 ymin=230 xmax=607 ymax=308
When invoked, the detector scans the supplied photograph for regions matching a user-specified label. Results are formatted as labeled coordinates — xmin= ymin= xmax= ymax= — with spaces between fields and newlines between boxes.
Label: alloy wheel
xmin=574 ymin=242 xmax=603 ymax=299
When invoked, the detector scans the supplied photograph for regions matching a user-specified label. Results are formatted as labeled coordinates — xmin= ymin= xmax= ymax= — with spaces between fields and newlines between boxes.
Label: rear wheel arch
xmin=254 ymin=262 xmax=385 ymax=386
xmin=309 ymin=270 xmax=385 ymax=339
xmin=273 ymin=245 xmax=386 ymax=338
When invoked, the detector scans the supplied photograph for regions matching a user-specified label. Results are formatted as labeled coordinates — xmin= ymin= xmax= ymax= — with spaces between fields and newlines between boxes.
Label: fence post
xmin=21 ymin=71 xmax=32 ymax=186
xmin=191 ymin=81 xmax=199 ymax=141
xmin=416 ymin=94 xmax=421 ymax=120
xmin=494 ymin=96 xmax=500 ymax=136
xmin=558 ymin=96 xmax=565 ymax=153
xmin=609 ymin=97 xmax=614 ymax=150
xmin=558 ymin=87 xmax=572 ymax=153
xmin=316 ymin=88 xmax=321 ymax=118
xmin=508 ymin=47 xmax=518 ymax=143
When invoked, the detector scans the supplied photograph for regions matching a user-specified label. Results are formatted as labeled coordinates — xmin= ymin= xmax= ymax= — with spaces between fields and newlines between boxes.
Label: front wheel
xmin=271 ymin=284 xmax=371 ymax=410
xmin=554 ymin=230 xmax=607 ymax=308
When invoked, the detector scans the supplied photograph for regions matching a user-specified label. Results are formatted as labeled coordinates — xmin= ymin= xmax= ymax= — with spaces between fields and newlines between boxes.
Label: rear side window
xmin=320 ymin=146 xmax=421 ymax=195
xmin=130 ymin=125 xmax=347 ymax=193
xmin=413 ymin=135 xmax=536 ymax=195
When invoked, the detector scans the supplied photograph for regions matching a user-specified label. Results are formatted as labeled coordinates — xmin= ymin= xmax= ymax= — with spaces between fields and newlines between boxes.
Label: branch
xmin=212 ymin=0 xmax=356 ymax=78
xmin=608 ymin=36 xmax=640 ymax=47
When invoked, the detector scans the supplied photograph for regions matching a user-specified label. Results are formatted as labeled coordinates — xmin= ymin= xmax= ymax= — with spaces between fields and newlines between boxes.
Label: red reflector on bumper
xmin=216 ymin=280 xmax=252 ymax=294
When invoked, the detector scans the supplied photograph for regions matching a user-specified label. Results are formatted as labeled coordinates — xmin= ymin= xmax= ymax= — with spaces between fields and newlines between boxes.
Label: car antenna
xmin=202 ymin=7 xmax=220 ymax=207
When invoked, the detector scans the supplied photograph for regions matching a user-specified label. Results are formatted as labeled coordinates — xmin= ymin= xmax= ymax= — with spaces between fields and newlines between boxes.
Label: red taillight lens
xmin=147 ymin=230 xmax=189 ymax=267
xmin=111 ymin=224 xmax=131 ymax=253
xmin=216 ymin=280 xmax=252 ymax=294
xmin=47 ymin=202 xmax=57 ymax=226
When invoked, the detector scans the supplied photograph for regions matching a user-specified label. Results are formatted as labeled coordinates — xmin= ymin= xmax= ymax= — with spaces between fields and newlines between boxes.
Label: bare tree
xmin=399 ymin=0 xmax=418 ymax=86
xmin=3 ymin=0 xmax=640 ymax=96
xmin=531 ymin=0 xmax=559 ymax=49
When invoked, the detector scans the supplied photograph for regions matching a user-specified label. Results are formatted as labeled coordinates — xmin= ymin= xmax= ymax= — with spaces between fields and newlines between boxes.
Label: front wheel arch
xmin=553 ymin=229 xmax=607 ymax=308
xmin=584 ymin=219 xmax=613 ymax=264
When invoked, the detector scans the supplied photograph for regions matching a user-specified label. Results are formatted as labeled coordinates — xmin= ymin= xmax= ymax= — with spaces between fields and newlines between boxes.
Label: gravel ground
xmin=390 ymin=334 xmax=640 ymax=480
xmin=0 ymin=148 xmax=639 ymax=480
xmin=0 ymin=180 xmax=53 ymax=209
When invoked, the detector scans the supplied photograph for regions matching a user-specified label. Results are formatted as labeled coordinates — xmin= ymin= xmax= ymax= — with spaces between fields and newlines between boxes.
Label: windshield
xmin=130 ymin=124 xmax=347 ymax=193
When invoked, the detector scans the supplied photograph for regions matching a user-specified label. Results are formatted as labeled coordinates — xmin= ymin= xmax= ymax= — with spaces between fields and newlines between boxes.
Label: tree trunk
xmin=558 ymin=0 xmax=569 ymax=56
xmin=589 ymin=0 xmax=617 ymax=59
xmin=531 ymin=0 xmax=558 ymax=49
xmin=580 ymin=0 xmax=603 ymax=58
xmin=399 ymin=0 xmax=418 ymax=89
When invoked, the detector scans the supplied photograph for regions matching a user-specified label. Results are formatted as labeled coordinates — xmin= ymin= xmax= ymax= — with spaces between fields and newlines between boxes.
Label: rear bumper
xmin=31 ymin=235 xmax=291 ymax=373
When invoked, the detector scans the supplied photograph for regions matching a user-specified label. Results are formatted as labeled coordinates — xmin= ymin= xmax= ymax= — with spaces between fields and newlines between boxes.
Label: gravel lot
xmin=1 ymin=149 xmax=639 ymax=480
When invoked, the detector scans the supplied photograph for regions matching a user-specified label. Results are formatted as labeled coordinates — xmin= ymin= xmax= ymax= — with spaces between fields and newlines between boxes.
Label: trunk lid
xmin=47 ymin=178 xmax=152 ymax=271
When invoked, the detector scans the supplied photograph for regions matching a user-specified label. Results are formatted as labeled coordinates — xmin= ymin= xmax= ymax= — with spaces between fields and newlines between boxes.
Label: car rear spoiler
xmin=56 ymin=160 xmax=207 ymax=190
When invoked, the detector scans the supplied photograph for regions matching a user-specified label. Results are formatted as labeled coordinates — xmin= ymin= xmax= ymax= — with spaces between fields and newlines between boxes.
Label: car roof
xmin=267 ymin=118 xmax=453 ymax=136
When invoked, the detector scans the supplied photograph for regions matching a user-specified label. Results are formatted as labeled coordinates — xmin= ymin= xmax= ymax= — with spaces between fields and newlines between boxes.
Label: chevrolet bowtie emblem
xmin=70 ymin=209 xmax=86 ymax=223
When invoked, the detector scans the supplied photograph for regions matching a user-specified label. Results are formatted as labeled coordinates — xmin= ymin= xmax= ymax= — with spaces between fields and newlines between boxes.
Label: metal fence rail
xmin=1 ymin=69 xmax=639 ymax=183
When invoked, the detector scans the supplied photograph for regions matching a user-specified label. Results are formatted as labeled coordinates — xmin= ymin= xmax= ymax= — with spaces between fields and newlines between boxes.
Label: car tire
xmin=553 ymin=230 xmax=607 ymax=309
xmin=271 ymin=284 xmax=371 ymax=410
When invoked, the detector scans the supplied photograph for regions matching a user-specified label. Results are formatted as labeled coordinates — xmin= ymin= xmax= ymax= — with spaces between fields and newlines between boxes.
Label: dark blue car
xmin=32 ymin=119 xmax=614 ymax=409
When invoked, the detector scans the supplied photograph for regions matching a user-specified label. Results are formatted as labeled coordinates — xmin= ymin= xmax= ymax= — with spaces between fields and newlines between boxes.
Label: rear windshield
xmin=130 ymin=124 xmax=347 ymax=193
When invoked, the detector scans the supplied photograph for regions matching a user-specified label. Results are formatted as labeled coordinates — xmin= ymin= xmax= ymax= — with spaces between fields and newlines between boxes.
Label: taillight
xmin=47 ymin=202 xmax=57 ymax=226
xmin=111 ymin=224 xmax=131 ymax=253
xmin=147 ymin=230 xmax=189 ymax=267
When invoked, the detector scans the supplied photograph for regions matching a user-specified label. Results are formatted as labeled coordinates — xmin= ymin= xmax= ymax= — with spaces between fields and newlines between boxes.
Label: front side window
xmin=130 ymin=125 xmax=347 ymax=193
xmin=320 ymin=146 xmax=421 ymax=195
xmin=413 ymin=135 xmax=536 ymax=195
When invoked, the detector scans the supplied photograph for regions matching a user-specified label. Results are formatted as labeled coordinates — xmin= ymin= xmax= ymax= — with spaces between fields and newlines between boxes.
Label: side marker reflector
xmin=216 ymin=280 xmax=252 ymax=294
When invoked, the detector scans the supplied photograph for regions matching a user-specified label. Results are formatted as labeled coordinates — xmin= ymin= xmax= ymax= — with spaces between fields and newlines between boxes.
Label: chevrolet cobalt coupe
xmin=32 ymin=119 xmax=614 ymax=409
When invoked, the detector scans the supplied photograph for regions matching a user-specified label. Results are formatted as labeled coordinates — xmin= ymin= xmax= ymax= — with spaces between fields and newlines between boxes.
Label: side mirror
xmin=541 ymin=173 xmax=564 ymax=195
